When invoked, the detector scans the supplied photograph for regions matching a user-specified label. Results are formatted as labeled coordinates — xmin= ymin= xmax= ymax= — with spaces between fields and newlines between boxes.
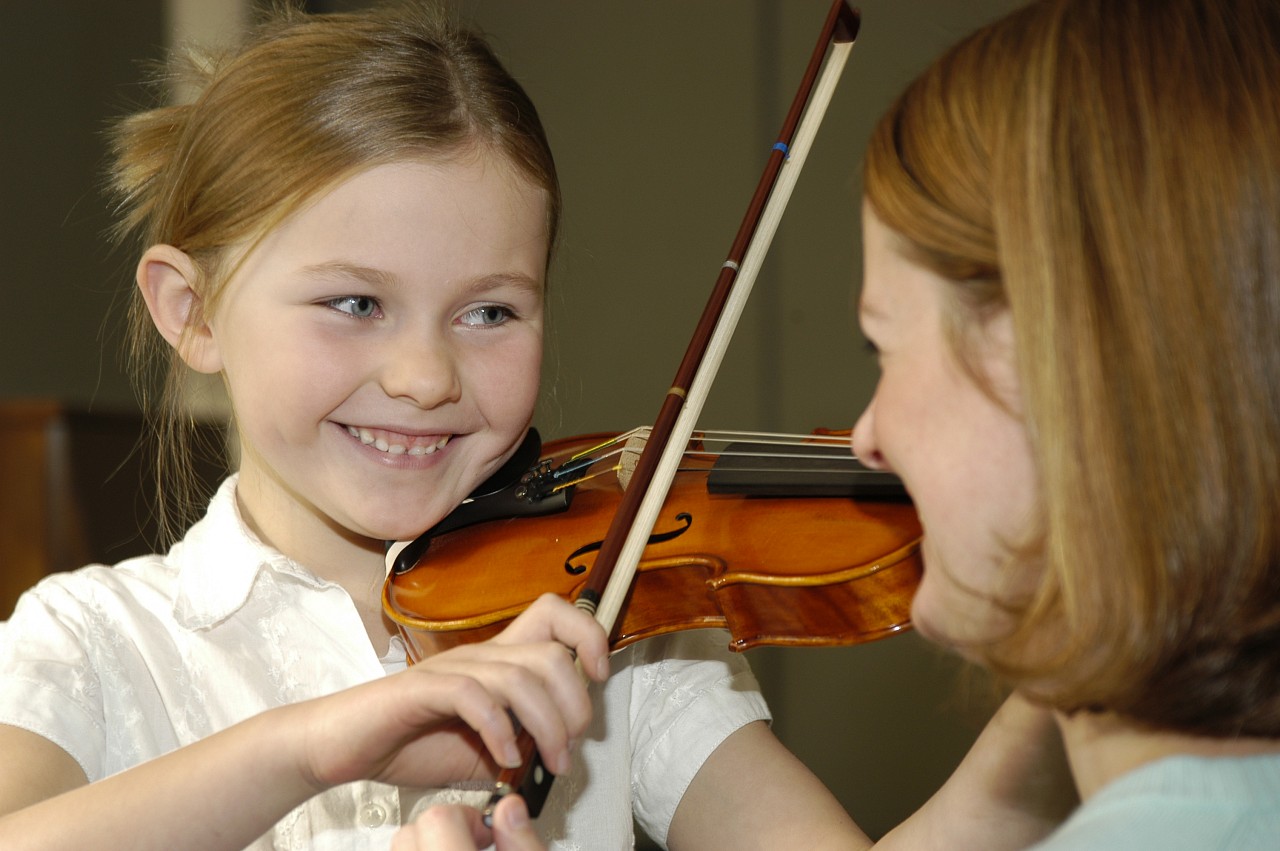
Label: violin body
xmin=383 ymin=430 xmax=922 ymax=661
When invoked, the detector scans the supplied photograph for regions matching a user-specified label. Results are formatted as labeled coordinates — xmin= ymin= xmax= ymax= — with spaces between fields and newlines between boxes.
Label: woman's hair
xmin=109 ymin=1 xmax=560 ymax=545
xmin=865 ymin=0 xmax=1280 ymax=736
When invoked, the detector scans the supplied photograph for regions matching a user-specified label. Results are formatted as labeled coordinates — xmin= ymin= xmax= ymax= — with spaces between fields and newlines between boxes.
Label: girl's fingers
xmin=431 ymin=675 xmax=523 ymax=770
xmin=450 ymin=661 xmax=574 ymax=774
xmin=410 ymin=651 xmax=580 ymax=774
xmin=493 ymin=594 xmax=610 ymax=683
xmin=302 ymin=670 xmax=518 ymax=788
xmin=420 ymin=595 xmax=609 ymax=772
xmin=319 ymin=595 xmax=609 ymax=788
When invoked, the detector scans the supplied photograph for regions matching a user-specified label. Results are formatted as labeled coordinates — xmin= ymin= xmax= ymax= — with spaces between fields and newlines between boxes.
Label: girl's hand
xmin=0 ymin=597 xmax=601 ymax=851
xmin=392 ymin=797 xmax=546 ymax=851
xmin=291 ymin=593 xmax=610 ymax=793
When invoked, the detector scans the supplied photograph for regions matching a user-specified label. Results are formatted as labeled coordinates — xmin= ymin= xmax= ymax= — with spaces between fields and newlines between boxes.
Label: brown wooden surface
xmin=0 ymin=400 xmax=60 ymax=618
xmin=0 ymin=400 xmax=228 ymax=618
xmin=386 ymin=431 xmax=921 ymax=661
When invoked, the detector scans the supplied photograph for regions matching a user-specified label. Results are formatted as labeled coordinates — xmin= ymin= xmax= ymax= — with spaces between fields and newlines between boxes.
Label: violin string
xmin=544 ymin=432 xmax=875 ymax=483
xmin=634 ymin=426 xmax=852 ymax=448
xmin=547 ymin=464 xmax=624 ymax=494
xmin=581 ymin=429 xmax=848 ymax=451
xmin=549 ymin=440 xmax=861 ymax=467
xmin=693 ymin=428 xmax=850 ymax=446
xmin=655 ymin=428 xmax=867 ymax=470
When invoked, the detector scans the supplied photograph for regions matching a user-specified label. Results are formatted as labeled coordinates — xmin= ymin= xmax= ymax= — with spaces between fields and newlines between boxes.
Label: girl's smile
xmin=342 ymin=425 xmax=452 ymax=458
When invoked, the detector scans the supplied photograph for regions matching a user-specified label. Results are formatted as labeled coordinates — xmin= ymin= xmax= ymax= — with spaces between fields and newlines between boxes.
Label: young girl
xmin=419 ymin=0 xmax=1280 ymax=847
xmin=0 ymin=4 xmax=860 ymax=850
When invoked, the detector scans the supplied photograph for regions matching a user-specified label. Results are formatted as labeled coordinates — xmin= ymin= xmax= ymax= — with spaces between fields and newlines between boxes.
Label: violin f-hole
xmin=564 ymin=512 xmax=694 ymax=575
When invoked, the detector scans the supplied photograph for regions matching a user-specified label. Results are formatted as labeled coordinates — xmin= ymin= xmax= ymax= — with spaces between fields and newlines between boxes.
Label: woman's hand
xmin=292 ymin=593 xmax=610 ymax=794
xmin=393 ymin=797 xmax=546 ymax=851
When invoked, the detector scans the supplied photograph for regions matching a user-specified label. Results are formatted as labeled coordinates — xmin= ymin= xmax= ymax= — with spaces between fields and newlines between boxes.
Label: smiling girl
xmin=0 ymin=4 xmax=859 ymax=850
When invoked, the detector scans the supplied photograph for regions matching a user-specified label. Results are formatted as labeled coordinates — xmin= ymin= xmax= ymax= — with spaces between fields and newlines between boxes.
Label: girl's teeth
xmin=346 ymin=426 xmax=450 ymax=456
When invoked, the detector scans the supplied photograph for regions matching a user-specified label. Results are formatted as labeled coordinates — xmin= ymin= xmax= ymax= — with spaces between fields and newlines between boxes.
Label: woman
xmin=861 ymin=0 xmax=1280 ymax=846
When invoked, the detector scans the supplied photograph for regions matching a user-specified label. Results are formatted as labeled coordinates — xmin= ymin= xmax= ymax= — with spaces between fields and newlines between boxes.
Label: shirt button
xmin=358 ymin=802 xmax=388 ymax=828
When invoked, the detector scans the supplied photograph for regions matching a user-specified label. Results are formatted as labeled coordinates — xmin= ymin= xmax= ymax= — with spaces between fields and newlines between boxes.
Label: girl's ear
xmin=136 ymin=244 xmax=223 ymax=374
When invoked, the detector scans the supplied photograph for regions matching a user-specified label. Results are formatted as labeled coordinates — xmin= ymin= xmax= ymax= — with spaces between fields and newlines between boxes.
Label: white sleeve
xmin=0 ymin=578 xmax=108 ymax=781
xmin=626 ymin=629 xmax=771 ymax=846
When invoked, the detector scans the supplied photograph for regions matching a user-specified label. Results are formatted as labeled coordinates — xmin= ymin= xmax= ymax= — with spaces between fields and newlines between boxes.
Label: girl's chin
xmin=330 ymin=513 xmax=439 ymax=550
xmin=355 ymin=518 xmax=447 ymax=545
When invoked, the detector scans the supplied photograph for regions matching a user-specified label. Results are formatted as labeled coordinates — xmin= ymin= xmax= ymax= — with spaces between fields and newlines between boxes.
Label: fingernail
xmin=504 ymin=796 xmax=529 ymax=829
xmin=596 ymin=657 xmax=609 ymax=680
xmin=502 ymin=742 xmax=522 ymax=768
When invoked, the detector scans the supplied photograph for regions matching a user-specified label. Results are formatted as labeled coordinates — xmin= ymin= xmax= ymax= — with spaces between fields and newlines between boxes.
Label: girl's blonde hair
xmin=109 ymin=2 xmax=560 ymax=545
xmin=865 ymin=0 xmax=1280 ymax=736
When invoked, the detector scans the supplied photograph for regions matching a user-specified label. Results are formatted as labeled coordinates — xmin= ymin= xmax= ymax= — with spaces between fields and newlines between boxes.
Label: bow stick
xmin=587 ymin=2 xmax=861 ymax=632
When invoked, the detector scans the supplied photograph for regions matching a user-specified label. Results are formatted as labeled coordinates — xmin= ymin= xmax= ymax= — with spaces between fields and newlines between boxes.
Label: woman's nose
xmin=380 ymin=332 xmax=462 ymax=409
xmin=850 ymin=396 xmax=888 ymax=471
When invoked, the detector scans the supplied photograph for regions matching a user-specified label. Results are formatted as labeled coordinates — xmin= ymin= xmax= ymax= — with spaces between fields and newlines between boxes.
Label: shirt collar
xmin=171 ymin=475 xmax=331 ymax=630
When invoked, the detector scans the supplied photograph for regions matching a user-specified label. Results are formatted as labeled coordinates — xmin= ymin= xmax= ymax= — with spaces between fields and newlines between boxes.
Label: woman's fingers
xmin=393 ymin=798 xmax=546 ymax=851
xmin=489 ymin=796 xmax=545 ymax=850
xmin=391 ymin=802 xmax=487 ymax=850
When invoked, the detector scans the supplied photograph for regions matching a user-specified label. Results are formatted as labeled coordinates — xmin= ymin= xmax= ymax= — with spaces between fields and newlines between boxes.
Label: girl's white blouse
xmin=0 ymin=476 xmax=768 ymax=849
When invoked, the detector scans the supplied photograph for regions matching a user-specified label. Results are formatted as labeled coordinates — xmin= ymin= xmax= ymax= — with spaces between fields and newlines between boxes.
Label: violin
xmin=382 ymin=0 xmax=894 ymax=821
xmin=384 ymin=427 xmax=922 ymax=660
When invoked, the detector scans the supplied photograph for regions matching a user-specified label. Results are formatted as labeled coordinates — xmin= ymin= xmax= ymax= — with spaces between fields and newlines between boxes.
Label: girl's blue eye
xmin=460 ymin=305 xmax=514 ymax=327
xmin=330 ymin=296 xmax=380 ymax=319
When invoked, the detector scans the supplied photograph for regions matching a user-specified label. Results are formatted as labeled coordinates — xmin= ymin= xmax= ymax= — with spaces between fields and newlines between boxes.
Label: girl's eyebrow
xmin=470 ymin=272 xmax=545 ymax=298
xmin=300 ymin=261 xmax=544 ymax=296
xmin=299 ymin=261 xmax=397 ymax=288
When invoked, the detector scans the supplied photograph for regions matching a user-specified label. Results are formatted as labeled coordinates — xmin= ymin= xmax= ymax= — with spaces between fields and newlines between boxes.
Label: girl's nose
xmin=381 ymin=332 xmax=462 ymax=409
xmin=850 ymin=396 xmax=888 ymax=471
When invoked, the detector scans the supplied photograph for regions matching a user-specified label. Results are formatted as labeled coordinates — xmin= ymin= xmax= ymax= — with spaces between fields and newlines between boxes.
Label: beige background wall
xmin=1 ymin=0 xmax=1024 ymax=839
